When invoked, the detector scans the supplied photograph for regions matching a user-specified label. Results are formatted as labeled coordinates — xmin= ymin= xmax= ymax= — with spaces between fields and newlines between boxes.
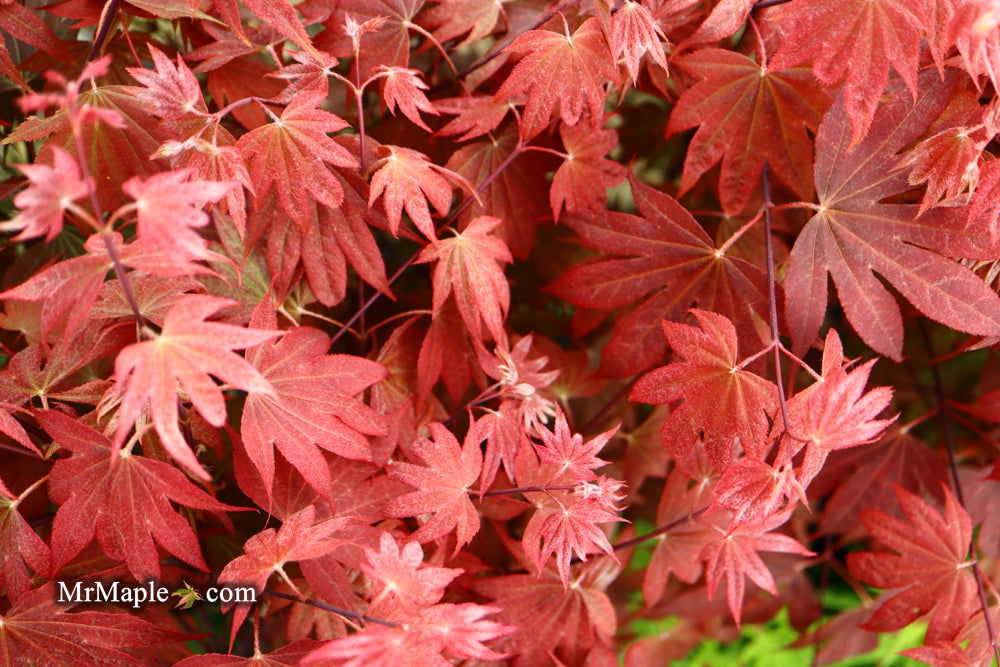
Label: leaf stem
xmin=762 ymin=165 xmax=798 ymax=439
xmin=481 ymin=484 xmax=576 ymax=497
xmin=67 ymin=104 xmax=147 ymax=334
xmin=261 ymin=589 xmax=398 ymax=627
xmin=611 ymin=507 xmax=709 ymax=551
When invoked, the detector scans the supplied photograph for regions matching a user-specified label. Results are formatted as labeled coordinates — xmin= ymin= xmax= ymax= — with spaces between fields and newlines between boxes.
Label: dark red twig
xmin=919 ymin=321 xmax=1000 ymax=664
xmin=262 ymin=589 xmax=398 ymax=628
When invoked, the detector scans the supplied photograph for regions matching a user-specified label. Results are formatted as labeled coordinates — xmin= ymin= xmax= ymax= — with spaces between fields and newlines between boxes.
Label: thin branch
xmin=67 ymin=103 xmax=147 ymax=334
xmin=261 ymin=589 xmax=398 ymax=628
xmin=762 ymin=166 xmax=796 ymax=438
xmin=612 ymin=507 xmax=709 ymax=551
xmin=919 ymin=321 xmax=1000 ymax=663
xmin=578 ymin=380 xmax=635 ymax=435
xmin=87 ymin=0 xmax=121 ymax=62
xmin=481 ymin=484 xmax=575 ymax=497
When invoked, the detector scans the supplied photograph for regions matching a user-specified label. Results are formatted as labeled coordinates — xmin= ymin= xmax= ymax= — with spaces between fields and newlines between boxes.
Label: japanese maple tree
xmin=2 ymin=0 xmax=1000 ymax=664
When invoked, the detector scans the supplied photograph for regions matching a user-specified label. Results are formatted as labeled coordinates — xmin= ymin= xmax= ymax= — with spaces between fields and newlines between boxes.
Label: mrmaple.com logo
xmin=56 ymin=580 xmax=256 ymax=609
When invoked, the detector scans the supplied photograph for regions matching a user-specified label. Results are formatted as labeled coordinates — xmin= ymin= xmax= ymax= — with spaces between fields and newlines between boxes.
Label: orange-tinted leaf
xmin=379 ymin=66 xmax=438 ymax=131
xmin=219 ymin=505 xmax=349 ymax=638
xmin=417 ymin=215 xmax=512 ymax=345
xmin=667 ymin=48 xmax=830 ymax=215
xmin=41 ymin=410 xmax=242 ymax=583
xmin=236 ymin=94 xmax=357 ymax=230
xmin=114 ymin=295 xmax=281 ymax=480
xmin=496 ymin=17 xmax=615 ymax=140
xmin=848 ymin=485 xmax=979 ymax=641
xmin=369 ymin=145 xmax=470 ymax=241
xmin=610 ymin=0 xmax=668 ymax=84
xmin=242 ymin=306 xmax=387 ymax=501
xmin=547 ymin=175 xmax=769 ymax=376
xmin=549 ymin=123 xmax=626 ymax=221
xmin=784 ymin=74 xmax=1000 ymax=360
xmin=701 ymin=509 xmax=814 ymax=626
xmin=631 ymin=309 xmax=778 ymax=467
xmin=384 ymin=421 xmax=484 ymax=552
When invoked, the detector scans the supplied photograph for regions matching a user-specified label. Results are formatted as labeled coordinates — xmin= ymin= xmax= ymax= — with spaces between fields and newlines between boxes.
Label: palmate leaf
xmin=384 ymin=421 xmax=484 ymax=553
xmin=848 ymin=485 xmax=979 ymax=641
xmin=114 ymin=295 xmax=281 ymax=481
xmin=784 ymin=72 xmax=1000 ymax=360
xmin=416 ymin=215 xmax=512 ymax=346
xmin=242 ymin=303 xmax=387 ymax=502
xmin=767 ymin=0 xmax=923 ymax=144
xmin=667 ymin=48 xmax=830 ymax=215
xmin=219 ymin=506 xmax=349 ymax=639
xmin=631 ymin=309 xmax=778 ymax=468
xmin=236 ymin=94 xmax=357 ymax=231
xmin=549 ymin=174 xmax=769 ymax=377
xmin=0 ymin=583 xmax=195 ymax=665
xmin=0 ymin=478 xmax=50 ymax=601
xmin=496 ymin=17 xmax=615 ymax=140
xmin=41 ymin=410 xmax=244 ymax=582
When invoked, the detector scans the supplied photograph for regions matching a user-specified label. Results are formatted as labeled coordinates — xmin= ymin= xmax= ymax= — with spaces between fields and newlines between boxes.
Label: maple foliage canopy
xmin=2 ymin=0 xmax=1000 ymax=664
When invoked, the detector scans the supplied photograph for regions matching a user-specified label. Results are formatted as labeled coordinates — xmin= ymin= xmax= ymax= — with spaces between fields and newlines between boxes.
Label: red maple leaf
xmin=518 ymin=478 xmax=623 ymax=586
xmin=848 ymin=485 xmax=979 ymax=641
xmin=631 ymin=309 xmax=778 ymax=468
xmin=126 ymin=45 xmax=206 ymax=121
xmin=0 ymin=146 xmax=88 ymax=242
xmin=496 ymin=17 xmax=615 ymax=139
xmin=784 ymin=329 xmax=896 ymax=486
xmin=359 ymin=532 xmax=462 ymax=610
xmin=0 ymin=476 xmax=51 ymax=601
xmin=383 ymin=420 xmax=484 ymax=552
xmin=41 ymin=409 xmax=242 ymax=582
xmin=784 ymin=72 xmax=1000 ymax=360
xmin=378 ymin=66 xmax=438 ymax=131
xmin=114 ymin=294 xmax=281 ymax=480
xmin=767 ymin=0 xmax=923 ymax=144
xmin=534 ymin=409 xmax=615 ymax=483
xmin=610 ymin=0 xmax=668 ymax=84
xmin=0 ymin=583 xmax=194 ymax=665
xmin=416 ymin=215 xmax=512 ymax=346
xmin=898 ymin=124 xmax=990 ymax=215
xmin=236 ymin=94 xmax=357 ymax=230
xmin=549 ymin=122 xmax=626 ymax=221
xmin=667 ymin=48 xmax=830 ymax=215
xmin=122 ymin=168 xmax=233 ymax=270
xmin=219 ymin=505 xmax=349 ymax=638
xmin=547 ymin=174 xmax=769 ymax=376
xmin=434 ymin=95 xmax=512 ymax=142
xmin=701 ymin=509 xmax=814 ymax=626
xmin=421 ymin=0 xmax=504 ymax=47
xmin=368 ymin=144 xmax=472 ymax=241
xmin=242 ymin=305 xmax=387 ymax=501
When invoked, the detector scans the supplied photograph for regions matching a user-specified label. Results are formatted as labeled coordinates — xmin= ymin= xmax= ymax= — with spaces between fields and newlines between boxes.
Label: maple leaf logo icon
xmin=172 ymin=582 xmax=203 ymax=610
